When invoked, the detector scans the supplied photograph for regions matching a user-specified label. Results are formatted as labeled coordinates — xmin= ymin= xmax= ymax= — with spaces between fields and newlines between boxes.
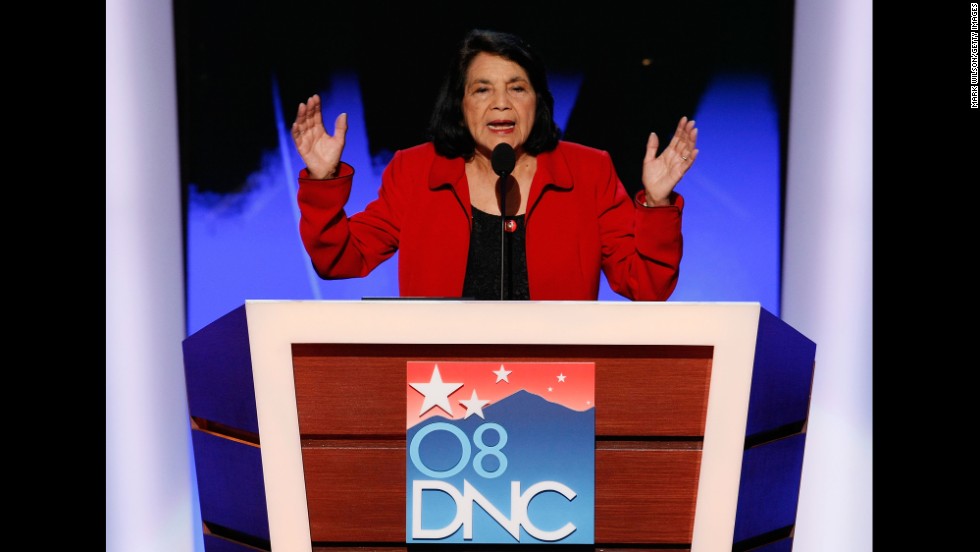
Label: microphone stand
xmin=491 ymin=143 xmax=516 ymax=301
xmin=499 ymin=175 xmax=507 ymax=300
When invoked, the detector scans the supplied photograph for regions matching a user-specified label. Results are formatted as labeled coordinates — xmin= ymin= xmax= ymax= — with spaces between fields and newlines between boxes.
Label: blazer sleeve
xmin=296 ymin=157 xmax=404 ymax=279
xmin=595 ymin=153 xmax=683 ymax=301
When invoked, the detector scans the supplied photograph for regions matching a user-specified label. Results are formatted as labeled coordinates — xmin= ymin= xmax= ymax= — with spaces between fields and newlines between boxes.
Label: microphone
xmin=491 ymin=143 xmax=516 ymax=300
xmin=491 ymin=142 xmax=516 ymax=177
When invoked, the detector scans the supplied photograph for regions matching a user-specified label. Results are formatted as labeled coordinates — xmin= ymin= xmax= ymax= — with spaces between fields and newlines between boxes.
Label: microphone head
xmin=491 ymin=143 xmax=516 ymax=177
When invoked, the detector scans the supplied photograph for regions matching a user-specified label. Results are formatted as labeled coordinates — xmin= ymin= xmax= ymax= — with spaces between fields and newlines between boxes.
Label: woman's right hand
xmin=291 ymin=94 xmax=348 ymax=179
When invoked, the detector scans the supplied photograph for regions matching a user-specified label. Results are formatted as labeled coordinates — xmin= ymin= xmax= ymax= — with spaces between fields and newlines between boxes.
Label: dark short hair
xmin=428 ymin=29 xmax=561 ymax=159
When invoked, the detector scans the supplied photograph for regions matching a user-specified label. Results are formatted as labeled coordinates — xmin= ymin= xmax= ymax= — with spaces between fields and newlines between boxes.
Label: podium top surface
xmin=202 ymin=299 xmax=784 ymax=347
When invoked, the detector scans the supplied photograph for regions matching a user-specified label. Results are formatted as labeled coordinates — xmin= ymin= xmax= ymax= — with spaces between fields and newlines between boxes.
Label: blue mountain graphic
xmin=407 ymin=389 xmax=595 ymax=543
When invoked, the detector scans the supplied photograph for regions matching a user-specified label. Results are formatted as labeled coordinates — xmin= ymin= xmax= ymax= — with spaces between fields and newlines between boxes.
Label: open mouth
xmin=488 ymin=120 xmax=516 ymax=130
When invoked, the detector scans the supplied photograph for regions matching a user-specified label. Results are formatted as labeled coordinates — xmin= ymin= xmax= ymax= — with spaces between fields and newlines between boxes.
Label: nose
xmin=491 ymin=89 xmax=511 ymax=110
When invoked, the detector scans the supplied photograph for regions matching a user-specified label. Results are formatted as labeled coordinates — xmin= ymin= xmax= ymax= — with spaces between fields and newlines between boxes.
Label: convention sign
xmin=406 ymin=361 xmax=595 ymax=544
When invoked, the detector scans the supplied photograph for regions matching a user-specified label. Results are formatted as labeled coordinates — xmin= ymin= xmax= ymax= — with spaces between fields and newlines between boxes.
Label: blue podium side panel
xmin=732 ymin=432 xmax=806 ymax=545
xmin=745 ymin=309 xmax=816 ymax=438
xmin=192 ymin=429 xmax=270 ymax=546
xmin=744 ymin=536 xmax=794 ymax=552
xmin=203 ymin=534 xmax=268 ymax=552
xmin=183 ymin=304 xmax=259 ymax=434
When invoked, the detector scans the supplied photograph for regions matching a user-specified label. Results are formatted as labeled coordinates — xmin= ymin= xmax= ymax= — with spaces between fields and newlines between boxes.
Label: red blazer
xmin=297 ymin=141 xmax=683 ymax=300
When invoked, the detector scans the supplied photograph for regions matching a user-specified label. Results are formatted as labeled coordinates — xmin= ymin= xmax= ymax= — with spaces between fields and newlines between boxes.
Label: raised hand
xmin=641 ymin=117 xmax=699 ymax=206
xmin=291 ymin=94 xmax=348 ymax=179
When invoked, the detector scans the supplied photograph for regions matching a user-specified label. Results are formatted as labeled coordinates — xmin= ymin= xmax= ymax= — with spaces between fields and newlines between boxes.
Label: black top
xmin=462 ymin=207 xmax=530 ymax=300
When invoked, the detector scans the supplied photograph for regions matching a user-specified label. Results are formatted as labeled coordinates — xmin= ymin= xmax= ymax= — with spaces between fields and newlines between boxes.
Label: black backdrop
xmin=174 ymin=1 xmax=793 ymax=201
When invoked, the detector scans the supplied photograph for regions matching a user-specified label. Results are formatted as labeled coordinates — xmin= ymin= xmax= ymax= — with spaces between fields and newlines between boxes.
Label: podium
xmin=183 ymin=300 xmax=815 ymax=551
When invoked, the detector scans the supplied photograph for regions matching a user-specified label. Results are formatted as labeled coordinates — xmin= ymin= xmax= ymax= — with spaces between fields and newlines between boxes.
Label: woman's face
xmin=462 ymin=52 xmax=537 ymax=158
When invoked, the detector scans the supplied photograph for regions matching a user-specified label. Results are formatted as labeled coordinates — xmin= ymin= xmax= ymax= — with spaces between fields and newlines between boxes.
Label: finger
xmin=334 ymin=112 xmax=348 ymax=137
xmin=304 ymin=96 xmax=322 ymax=124
xmin=643 ymin=132 xmax=660 ymax=162
xmin=667 ymin=133 xmax=693 ymax=165
xmin=293 ymin=104 xmax=312 ymax=143
xmin=675 ymin=116 xmax=688 ymax=135
xmin=295 ymin=101 xmax=308 ymax=125
xmin=682 ymin=119 xmax=697 ymax=141
xmin=309 ymin=99 xmax=326 ymax=132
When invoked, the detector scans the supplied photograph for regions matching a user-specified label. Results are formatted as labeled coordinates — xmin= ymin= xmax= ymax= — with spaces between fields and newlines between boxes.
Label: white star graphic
xmin=460 ymin=389 xmax=490 ymax=420
xmin=493 ymin=364 xmax=512 ymax=383
xmin=547 ymin=386 xmax=553 ymax=392
xmin=409 ymin=365 xmax=463 ymax=417
xmin=557 ymin=373 xmax=567 ymax=383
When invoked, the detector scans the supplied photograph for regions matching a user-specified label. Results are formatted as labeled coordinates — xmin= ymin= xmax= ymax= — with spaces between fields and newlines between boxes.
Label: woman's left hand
xmin=641 ymin=116 xmax=699 ymax=206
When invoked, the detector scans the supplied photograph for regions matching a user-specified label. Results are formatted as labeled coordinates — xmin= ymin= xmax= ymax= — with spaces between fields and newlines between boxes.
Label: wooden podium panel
xmin=183 ymin=301 xmax=815 ymax=552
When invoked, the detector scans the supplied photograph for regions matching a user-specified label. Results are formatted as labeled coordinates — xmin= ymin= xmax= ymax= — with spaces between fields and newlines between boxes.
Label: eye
xmin=473 ymin=86 xmax=490 ymax=94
